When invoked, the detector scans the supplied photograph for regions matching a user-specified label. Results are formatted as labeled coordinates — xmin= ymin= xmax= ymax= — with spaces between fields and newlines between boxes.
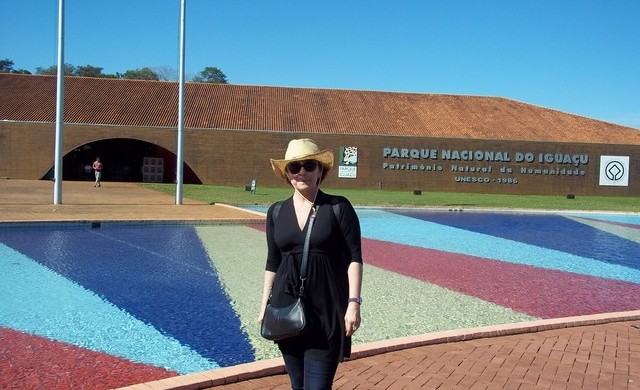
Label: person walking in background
xmin=259 ymin=139 xmax=364 ymax=389
xmin=92 ymin=157 xmax=103 ymax=187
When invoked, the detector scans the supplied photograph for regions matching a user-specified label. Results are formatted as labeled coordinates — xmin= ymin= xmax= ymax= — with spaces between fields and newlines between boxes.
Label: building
xmin=1 ymin=73 xmax=638 ymax=196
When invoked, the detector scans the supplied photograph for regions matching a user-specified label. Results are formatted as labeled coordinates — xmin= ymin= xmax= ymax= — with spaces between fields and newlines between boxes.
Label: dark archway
xmin=46 ymin=138 xmax=201 ymax=184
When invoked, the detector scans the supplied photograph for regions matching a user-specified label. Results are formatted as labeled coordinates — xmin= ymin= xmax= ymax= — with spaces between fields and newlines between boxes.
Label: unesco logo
xmin=605 ymin=160 xmax=625 ymax=181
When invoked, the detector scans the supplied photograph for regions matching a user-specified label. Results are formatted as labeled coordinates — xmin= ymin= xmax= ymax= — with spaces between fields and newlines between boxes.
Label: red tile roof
xmin=1 ymin=73 xmax=638 ymax=144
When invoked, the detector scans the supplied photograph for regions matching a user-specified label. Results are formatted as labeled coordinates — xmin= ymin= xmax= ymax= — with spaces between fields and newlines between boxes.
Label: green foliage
xmin=34 ymin=63 xmax=119 ymax=78
xmin=141 ymin=183 xmax=640 ymax=212
xmin=36 ymin=63 xmax=76 ymax=75
xmin=0 ymin=59 xmax=12 ymax=72
xmin=75 ymin=65 xmax=105 ymax=77
xmin=0 ymin=59 xmax=30 ymax=74
xmin=3 ymin=58 xmax=227 ymax=81
xmin=192 ymin=67 xmax=228 ymax=83
xmin=122 ymin=67 xmax=160 ymax=81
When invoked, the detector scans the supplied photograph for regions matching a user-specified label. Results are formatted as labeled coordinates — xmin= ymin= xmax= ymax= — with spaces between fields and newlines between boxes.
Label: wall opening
xmin=42 ymin=138 xmax=201 ymax=184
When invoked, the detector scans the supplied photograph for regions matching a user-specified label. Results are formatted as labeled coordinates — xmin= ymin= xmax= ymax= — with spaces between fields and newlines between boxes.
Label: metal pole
xmin=175 ymin=0 xmax=186 ymax=205
xmin=53 ymin=0 xmax=65 ymax=204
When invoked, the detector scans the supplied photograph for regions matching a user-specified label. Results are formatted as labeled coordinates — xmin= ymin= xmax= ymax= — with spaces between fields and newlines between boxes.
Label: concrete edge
xmin=0 ymin=219 xmax=266 ymax=226
xmin=117 ymin=310 xmax=640 ymax=390
xmin=348 ymin=310 xmax=640 ymax=359
xmin=214 ymin=203 xmax=267 ymax=217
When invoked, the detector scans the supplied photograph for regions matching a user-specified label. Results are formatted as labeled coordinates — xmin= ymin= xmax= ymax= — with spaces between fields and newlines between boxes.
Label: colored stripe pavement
xmin=1 ymin=180 xmax=639 ymax=390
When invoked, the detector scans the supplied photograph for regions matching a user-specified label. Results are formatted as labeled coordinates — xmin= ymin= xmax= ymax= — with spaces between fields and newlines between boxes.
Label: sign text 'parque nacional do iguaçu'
xmin=378 ymin=147 xmax=629 ymax=188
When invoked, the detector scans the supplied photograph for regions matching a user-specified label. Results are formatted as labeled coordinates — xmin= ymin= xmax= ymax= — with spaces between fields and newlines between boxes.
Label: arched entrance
xmin=47 ymin=138 xmax=201 ymax=184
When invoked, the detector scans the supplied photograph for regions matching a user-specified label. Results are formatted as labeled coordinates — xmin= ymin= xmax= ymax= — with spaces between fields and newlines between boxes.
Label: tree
xmin=122 ymin=67 xmax=160 ymax=81
xmin=3 ymin=60 xmax=228 ymax=81
xmin=0 ymin=59 xmax=31 ymax=74
xmin=192 ymin=67 xmax=228 ymax=84
xmin=11 ymin=68 xmax=31 ymax=74
xmin=152 ymin=66 xmax=178 ymax=81
xmin=0 ymin=59 xmax=14 ymax=73
xmin=75 ymin=65 xmax=105 ymax=77
xmin=35 ymin=63 xmax=76 ymax=76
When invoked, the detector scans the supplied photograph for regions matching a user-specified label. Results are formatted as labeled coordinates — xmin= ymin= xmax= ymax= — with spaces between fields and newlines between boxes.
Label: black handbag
xmin=261 ymin=206 xmax=316 ymax=341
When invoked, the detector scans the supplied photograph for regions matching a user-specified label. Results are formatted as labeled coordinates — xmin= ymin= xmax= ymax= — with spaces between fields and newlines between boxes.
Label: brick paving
xmin=2 ymin=179 xmax=639 ymax=390
xmin=143 ymin=315 xmax=639 ymax=390
xmin=263 ymin=321 xmax=639 ymax=389
xmin=0 ymin=179 xmax=264 ymax=223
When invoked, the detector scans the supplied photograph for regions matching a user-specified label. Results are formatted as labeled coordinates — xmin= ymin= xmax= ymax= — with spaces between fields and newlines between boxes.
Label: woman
xmin=92 ymin=157 xmax=103 ymax=187
xmin=259 ymin=139 xmax=363 ymax=389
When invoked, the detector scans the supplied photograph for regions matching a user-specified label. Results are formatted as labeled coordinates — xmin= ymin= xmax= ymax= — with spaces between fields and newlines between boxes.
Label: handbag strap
xmin=298 ymin=206 xmax=317 ymax=298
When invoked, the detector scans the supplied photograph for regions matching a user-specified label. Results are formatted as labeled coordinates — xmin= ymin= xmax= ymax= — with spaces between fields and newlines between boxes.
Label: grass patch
xmin=141 ymin=183 xmax=640 ymax=212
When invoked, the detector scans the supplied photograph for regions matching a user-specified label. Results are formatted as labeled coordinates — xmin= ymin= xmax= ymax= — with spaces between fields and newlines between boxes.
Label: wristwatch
xmin=348 ymin=297 xmax=363 ymax=304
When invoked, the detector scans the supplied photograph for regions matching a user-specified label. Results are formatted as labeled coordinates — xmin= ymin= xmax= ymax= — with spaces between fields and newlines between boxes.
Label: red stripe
xmin=0 ymin=327 xmax=176 ymax=390
xmin=363 ymin=238 xmax=640 ymax=318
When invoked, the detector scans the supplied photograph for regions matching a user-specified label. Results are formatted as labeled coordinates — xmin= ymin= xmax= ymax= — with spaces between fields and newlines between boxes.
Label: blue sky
xmin=2 ymin=0 xmax=639 ymax=129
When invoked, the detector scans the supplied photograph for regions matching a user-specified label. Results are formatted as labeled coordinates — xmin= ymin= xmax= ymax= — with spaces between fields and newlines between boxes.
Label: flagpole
xmin=175 ymin=0 xmax=186 ymax=205
xmin=53 ymin=0 xmax=65 ymax=204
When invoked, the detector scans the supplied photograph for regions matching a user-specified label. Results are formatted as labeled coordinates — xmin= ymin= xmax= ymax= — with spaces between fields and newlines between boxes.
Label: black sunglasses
xmin=286 ymin=160 xmax=319 ymax=174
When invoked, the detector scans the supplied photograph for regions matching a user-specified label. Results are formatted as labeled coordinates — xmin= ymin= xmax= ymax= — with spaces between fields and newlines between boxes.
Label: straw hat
xmin=270 ymin=139 xmax=334 ymax=180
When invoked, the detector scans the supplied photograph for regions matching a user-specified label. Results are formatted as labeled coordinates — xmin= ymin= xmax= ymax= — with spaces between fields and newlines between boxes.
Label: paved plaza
xmin=1 ymin=179 xmax=638 ymax=389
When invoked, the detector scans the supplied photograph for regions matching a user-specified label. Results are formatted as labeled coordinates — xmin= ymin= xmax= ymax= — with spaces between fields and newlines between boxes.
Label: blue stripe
xmin=390 ymin=210 xmax=640 ymax=270
xmin=357 ymin=209 xmax=640 ymax=283
xmin=0 ymin=224 xmax=254 ymax=367
xmin=0 ymin=244 xmax=217 ymax=374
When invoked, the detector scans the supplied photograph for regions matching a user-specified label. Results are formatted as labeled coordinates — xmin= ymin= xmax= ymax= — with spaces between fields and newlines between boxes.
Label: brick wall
xmin=1 ymin=122 xmax=638 ymax=196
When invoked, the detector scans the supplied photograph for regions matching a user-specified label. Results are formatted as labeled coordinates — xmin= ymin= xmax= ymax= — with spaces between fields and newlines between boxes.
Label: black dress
xmin=265 ymin=191 xmax=363 ymax=362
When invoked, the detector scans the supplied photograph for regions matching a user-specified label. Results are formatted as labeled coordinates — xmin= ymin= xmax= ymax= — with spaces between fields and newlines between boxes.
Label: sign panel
xmin=338 ymin=146 xmax=358 ymax=179
xmin=599 ymin=156 xmax=629 ymax=186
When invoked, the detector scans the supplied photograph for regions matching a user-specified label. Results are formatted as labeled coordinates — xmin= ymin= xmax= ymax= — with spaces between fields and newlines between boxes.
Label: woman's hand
xmin=344 ymin=302 xmax=361 ymax=336
xmin=345 ymin=262 xmax=363 ymax=336
xmin=259 ymin=271 xmax=276 ymax=325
